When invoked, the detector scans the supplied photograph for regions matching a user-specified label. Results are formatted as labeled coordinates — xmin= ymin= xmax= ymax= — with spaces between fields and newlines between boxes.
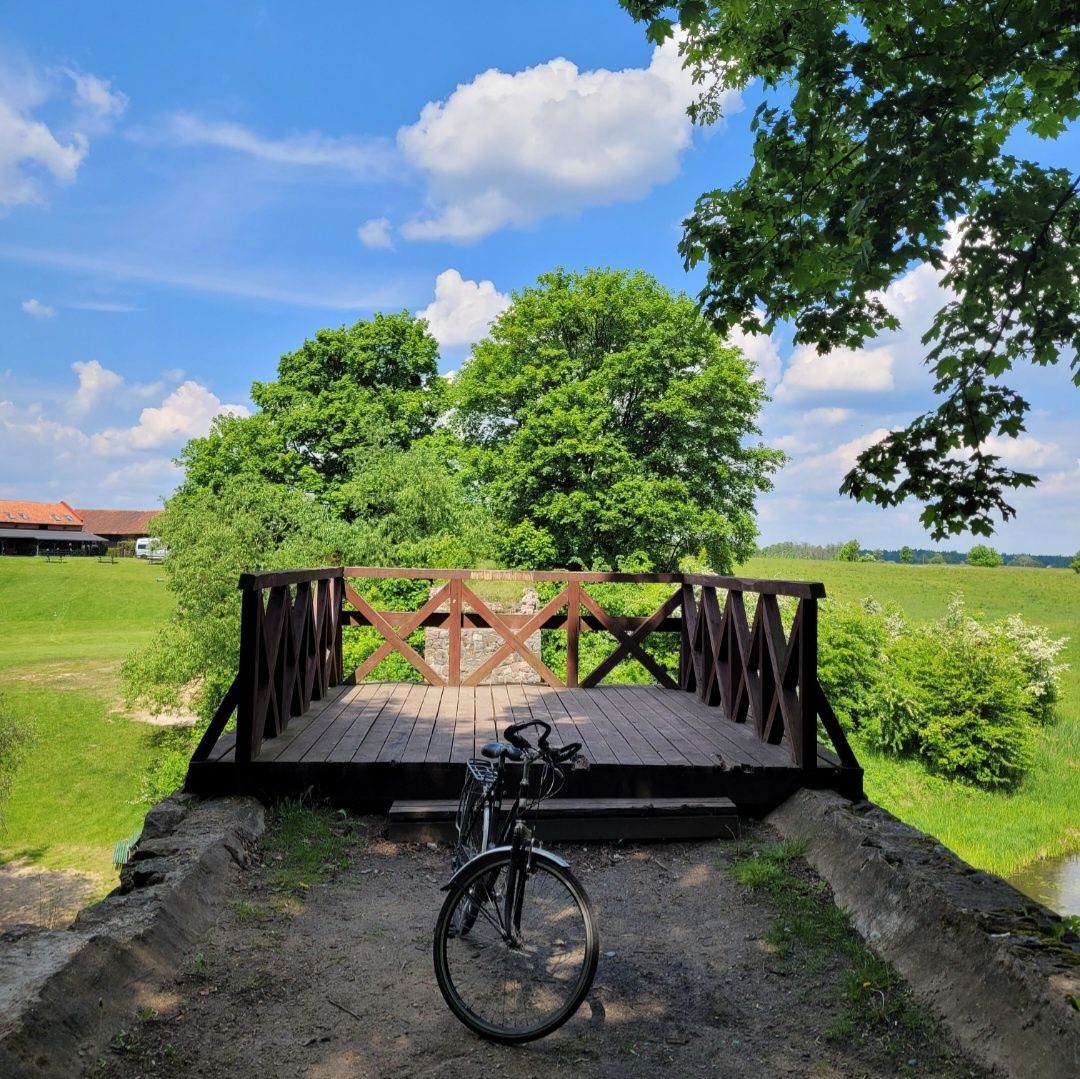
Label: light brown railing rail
xmin=193 ymin=566 xmax=856 ymax=773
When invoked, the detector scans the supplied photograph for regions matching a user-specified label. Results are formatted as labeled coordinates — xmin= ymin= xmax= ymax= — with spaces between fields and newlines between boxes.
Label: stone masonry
xmin=426 ymin=586 xmax=542 ymax=684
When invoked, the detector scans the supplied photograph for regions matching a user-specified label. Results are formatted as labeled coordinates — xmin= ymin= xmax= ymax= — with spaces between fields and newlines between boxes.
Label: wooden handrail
xmin=231 ymin=567 xmax=344 ymax=764
xmin=216 ymin=564 xmax=852 ymax=775
xmin=339 ymin=566 xmax=826 ymax=598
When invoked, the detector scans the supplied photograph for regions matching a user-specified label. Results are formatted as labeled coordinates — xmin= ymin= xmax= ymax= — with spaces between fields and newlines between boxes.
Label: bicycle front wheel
xmin=433 ymin=853 xmax=599 ymax=1043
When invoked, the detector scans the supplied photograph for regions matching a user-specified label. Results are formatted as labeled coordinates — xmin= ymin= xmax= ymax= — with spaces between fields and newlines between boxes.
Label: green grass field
xmin=741 ymin=557 xmax=1080 ymax=876
xmin=0 ymin=557 xmax=174 ymax=890
xmin=1 ymin=552 xmax=1074 ymax=893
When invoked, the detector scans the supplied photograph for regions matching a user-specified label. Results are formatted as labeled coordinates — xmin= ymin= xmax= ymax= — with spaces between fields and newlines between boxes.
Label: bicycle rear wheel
xmin=433 ymin=852 xmax=599 ymax=1043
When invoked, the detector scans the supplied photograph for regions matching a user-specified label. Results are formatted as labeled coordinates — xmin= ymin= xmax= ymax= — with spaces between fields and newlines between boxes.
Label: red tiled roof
xmin=0 ymin=499 xmax=83 ymax=527
xmin=76 ymin=509 xmax=161 ymax=536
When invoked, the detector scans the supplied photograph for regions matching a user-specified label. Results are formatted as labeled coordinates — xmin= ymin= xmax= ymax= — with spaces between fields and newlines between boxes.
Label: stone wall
xmin=426 ymin=586 xmax=542 ymax=684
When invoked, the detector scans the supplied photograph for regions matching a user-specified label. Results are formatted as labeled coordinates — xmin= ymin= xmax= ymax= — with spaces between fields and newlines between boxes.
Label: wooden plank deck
xmin=186 ymin=683 xmax=862 ymax=811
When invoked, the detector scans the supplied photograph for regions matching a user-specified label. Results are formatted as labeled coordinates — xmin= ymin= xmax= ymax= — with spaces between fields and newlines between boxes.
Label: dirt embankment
xmin=90 ymin=816 xmax=984 ymax=1079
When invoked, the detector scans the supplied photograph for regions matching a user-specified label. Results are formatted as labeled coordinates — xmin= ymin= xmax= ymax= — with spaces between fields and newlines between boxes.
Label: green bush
xmin=342 ymin=625 xmax=424 ymax=683
xmin=817 ymin=600 xmax=892 ymax=735
xmin=819 ymin=595 xmax=1067 ymax=790
xmin=872 ymin=607 xmax=1035 ymax=788
xmin=967 ymin=544 xmax=1002 ymax=568
xmin=538 ymin=577 xmax=680 ymax=685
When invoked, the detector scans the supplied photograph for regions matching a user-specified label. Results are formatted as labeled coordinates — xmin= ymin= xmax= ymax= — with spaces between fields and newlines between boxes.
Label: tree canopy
xmin=453 ymin=267 xmax=782 ymax=571
xmin=179 ymin=311 xmax=447 ymax=513
xmin=622 ymin=1 xmax=1080 ymax=538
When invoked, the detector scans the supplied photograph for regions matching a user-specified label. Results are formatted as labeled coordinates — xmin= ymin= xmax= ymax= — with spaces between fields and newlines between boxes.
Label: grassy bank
xmin=0 ymin=557 xmax=174 ymax=890
xmin=740 ymin=556 xmax=1080 ymax=876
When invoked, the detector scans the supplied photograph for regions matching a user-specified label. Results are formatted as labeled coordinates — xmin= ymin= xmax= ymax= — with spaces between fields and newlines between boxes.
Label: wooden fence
xmin=192 ymin=566 xmax=856 ymax=773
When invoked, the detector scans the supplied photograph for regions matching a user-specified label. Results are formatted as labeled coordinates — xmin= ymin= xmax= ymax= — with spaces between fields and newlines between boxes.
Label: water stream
xmin=1008 ymin=853 xmax=1080 ymax=917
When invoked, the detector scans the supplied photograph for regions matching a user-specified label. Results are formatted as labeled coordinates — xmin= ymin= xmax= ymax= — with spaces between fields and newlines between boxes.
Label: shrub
xmin=836 ymin=539 xmax=860 ymax=562
xmin=818 ymin=595 xmax=1067 ymax=790
xmin=967 ymin=544 xmax=1002 ymax=567
xmin=817 ymin=600 xmax=892 ymax=735
xmin=991 ymin=614 xmax=1068 ymax=724
xmin=872 ymin=607 xmax=1035 ymax=789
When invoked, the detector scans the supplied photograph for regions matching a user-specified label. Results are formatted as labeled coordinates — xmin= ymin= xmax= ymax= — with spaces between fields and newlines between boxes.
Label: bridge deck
xmin=186 ymin=682 xmax=862 ymax=811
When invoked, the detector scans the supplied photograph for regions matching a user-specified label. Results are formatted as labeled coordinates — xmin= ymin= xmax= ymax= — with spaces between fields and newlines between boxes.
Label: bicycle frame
xmin=457 ymin=752 xmax=547 ymax=944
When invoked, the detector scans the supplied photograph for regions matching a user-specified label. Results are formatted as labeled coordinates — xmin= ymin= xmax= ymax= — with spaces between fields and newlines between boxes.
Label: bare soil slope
xmin=92 ymin=818 xmax=986 ymax=1079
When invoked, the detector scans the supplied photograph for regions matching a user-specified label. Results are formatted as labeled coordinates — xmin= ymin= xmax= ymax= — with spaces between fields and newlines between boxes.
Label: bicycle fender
xmin=440 ymin=845 xmax=571 ymax=891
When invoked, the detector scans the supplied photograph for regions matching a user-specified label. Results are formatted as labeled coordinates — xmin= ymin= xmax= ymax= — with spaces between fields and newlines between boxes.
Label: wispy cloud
xmin=70 ymin=359 xmax=122 ymax=415
xmin=68 ymin=300 xmax=141 ymax=312
xmin=357 ymin=217 xmax=393 ymax=249
xmin=21 ymin=297 xmax=56 ymax=318
xmin=0 ymin=99 xmax=86 ymax=206
xmin=65 ymin=69 xmax=128 ymax=123
xmin=0 ymin=242 xmax=406 ymax=311
xmin=162 ymin=112 xmax=396 ymax=177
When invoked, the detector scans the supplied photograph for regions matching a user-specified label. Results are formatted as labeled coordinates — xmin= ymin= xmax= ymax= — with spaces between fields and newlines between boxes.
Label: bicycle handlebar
xmin=503 ymin=720 xmax=581 ymax=764
xmin=504 ymin=719 xmax=551 ymax=749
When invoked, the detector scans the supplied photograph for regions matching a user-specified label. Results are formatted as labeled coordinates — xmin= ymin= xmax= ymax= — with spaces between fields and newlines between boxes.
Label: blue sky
xmin=0 ymin=2 xmax=1077 ymax=554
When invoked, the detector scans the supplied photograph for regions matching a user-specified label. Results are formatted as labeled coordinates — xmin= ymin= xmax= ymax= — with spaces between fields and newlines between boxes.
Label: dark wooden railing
xmin=192 ymin=568 xmax=344 ymax=765
xmin=193 ymin=566 xmax=857 ymax=774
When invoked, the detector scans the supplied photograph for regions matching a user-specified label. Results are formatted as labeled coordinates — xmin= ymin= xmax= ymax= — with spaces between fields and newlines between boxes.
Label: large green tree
xmin=453 ymin=268 xmax=782 ymax=571
xmin=622 ymin=1 xmax=1080 ymax=538
xmin=179 ymin=311 xmax=447 ymax=512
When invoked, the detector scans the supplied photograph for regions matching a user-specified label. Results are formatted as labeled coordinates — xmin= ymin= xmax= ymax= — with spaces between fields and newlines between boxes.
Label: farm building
xmin=0 ymin=499 xmax=107 ymax=556
xmin=76 ymin=508 xmax=160 ymax=545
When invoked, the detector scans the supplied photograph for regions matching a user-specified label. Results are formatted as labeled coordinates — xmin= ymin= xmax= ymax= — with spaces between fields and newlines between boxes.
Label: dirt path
xmin=92 ymin=818 xmax=986 ymax=1079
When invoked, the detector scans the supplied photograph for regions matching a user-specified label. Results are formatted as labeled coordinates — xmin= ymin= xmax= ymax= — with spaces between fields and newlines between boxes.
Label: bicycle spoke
xmin=435 ymin=858 xmax=597 ymax=1041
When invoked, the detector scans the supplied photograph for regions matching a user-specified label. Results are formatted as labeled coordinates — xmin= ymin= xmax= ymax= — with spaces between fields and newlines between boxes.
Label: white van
xmin=136 ymin=537 xmax=167 ymax=560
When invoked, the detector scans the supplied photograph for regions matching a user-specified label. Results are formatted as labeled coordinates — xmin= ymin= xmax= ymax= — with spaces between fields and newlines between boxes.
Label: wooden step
xmin=387 ymin=796 xmax=740 ymax=843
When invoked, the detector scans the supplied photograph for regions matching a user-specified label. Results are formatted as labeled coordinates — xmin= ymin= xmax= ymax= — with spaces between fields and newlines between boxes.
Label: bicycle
xmin=432 ymin=718 xmax=600 ymax=1044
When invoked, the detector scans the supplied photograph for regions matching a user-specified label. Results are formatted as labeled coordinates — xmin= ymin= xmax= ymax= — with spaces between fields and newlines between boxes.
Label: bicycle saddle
xmin=480 ymin=740 xmax=525 ymax=761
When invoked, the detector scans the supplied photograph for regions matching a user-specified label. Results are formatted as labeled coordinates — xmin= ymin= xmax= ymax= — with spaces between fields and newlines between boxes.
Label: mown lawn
xmin=0 ymin=557 xmax=174 ymax=888
xmin=741 ymin=556 xmax=1080 ymax=876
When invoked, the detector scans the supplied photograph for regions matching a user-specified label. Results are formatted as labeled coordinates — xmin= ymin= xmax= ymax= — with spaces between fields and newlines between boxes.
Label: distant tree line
xmin=759 ymin=541 xmax=1074 ymax=568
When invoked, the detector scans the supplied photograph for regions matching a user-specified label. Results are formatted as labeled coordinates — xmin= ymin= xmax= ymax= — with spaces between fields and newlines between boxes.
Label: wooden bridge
xmin=185 ymin=567 xmax=862 ymax=837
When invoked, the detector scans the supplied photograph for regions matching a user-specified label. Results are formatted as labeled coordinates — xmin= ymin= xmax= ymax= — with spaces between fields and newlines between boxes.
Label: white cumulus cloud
xmin=726 ymin=315 xmax=782 ymax=389
xmin=979 ymin=434 xmax=1068 ymax=470
xmin=397 ymin=34 xmax=740 ymax=242
xmin=91 ymin=381 xmax=249 ymax=454
xmin=418 ymin=269 xmax=510 ymax=349
xmin=776 ymin=344 xmax=896 ymax=399
xmin=788 ymin=428 xmax=894 ymax=480
xmin=21 ymin=297 xmax=56 ymax=319
xmin=802 ymin=407 xmax=853 ymax=426
xmin=70 ymin=359 xmax=123 ymax=415
xmin=357 ymin=217 xmax=393 ymax=249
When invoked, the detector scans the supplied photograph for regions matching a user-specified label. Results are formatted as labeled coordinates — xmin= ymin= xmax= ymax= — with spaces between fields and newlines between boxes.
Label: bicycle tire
xmin=433 ymin=852 xmax=599 ymax=1043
